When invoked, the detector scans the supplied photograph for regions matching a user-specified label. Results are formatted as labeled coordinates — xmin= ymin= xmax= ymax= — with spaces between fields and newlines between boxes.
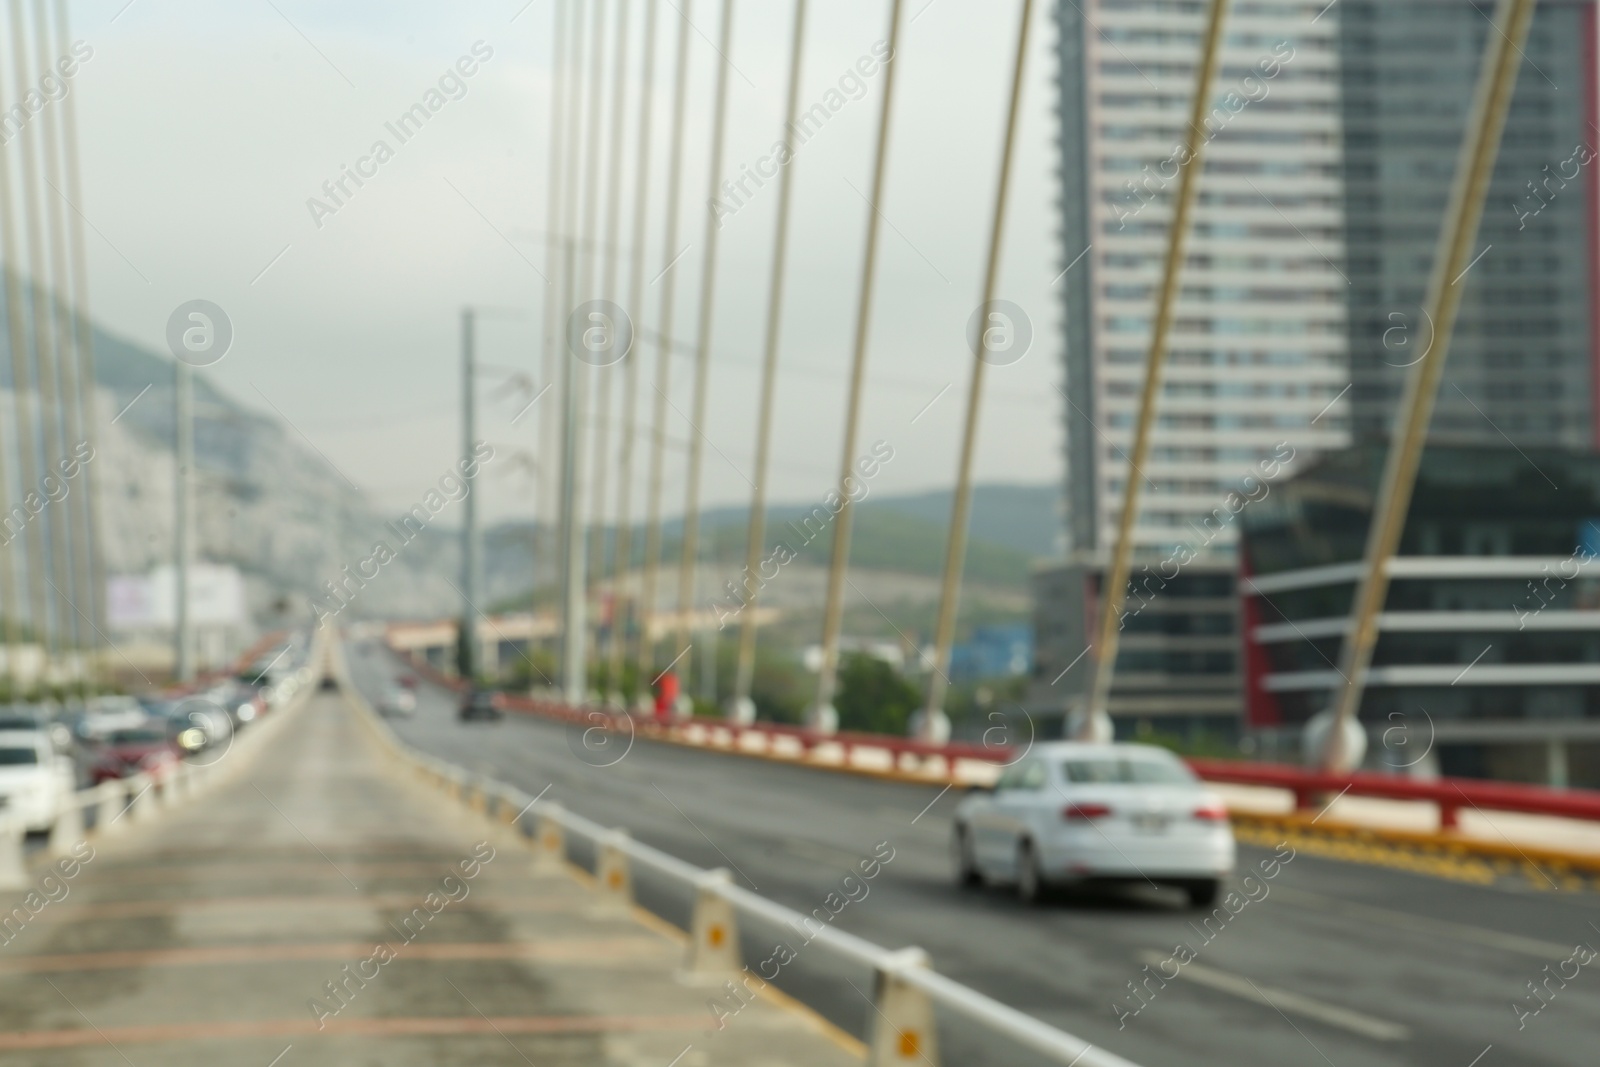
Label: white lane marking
xmin=1272 ymin=886 xmax=1571 ymax=959
xmin=1138 ymin=951 xmax=1410 ymax=1041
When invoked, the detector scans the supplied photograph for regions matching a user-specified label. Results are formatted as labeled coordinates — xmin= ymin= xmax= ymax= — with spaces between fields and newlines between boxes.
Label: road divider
xmin=357 ymin=642 xmax=1145 ymax=1067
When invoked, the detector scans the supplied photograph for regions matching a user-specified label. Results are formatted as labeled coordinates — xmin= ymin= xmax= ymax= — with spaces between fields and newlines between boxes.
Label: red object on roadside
xmin=654 ymin=671 xmax=679 ymax=720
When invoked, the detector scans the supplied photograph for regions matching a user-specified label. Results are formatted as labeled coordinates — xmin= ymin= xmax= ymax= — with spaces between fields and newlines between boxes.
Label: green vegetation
xmin=834 ymin=652 xmax=922 ymax=734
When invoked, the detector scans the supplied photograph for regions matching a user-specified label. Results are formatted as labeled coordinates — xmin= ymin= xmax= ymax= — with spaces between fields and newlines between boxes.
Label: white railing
xmin=344 ymin=655 xmax=1144 ymax=1067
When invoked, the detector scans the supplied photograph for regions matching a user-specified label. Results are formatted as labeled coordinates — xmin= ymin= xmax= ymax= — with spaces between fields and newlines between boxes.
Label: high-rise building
xmin=1056 ymin=0 xmax=1352 ymax=560
xmin=1036 ymin=0 xmax=1600 ymax=739
xmin=1338 ymin=0 xmax=1600 ymax=449
xmin=1034 ymin=0 xmax=1350 ymax=735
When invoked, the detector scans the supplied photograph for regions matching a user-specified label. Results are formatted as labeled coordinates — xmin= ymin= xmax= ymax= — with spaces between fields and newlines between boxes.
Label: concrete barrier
xmin=95 ymin=781 xmax=124 ymax=836
xmin=870 ymin=949 xmax=940 ymax=1067
xmin=595 ymin=829 xmax=633 ymax=909
xmin=46 ymin=788 xmax=85 ymax=856
xmin=686 ymin=868 xmax=740 ymax=978
xmin=534 ymin=805 xmax=566 ymax=874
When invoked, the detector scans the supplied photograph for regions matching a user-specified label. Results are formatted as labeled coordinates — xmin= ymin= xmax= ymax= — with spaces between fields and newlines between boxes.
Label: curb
xmin=1230 ymin=810 xmax=1600 ymax=887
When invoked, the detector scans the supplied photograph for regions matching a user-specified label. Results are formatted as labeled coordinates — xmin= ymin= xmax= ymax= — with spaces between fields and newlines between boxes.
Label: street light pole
xmin=175 ymin=363 xmax=194 ymax=683
xmin=558 ymin=239 xmax=588 ymax=704
xmin=460 ymin=307 xmax=481 ymax=684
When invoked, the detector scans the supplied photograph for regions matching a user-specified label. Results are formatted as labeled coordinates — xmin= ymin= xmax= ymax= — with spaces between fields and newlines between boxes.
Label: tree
xmin=834 ymin=652 xmax=920 ymax=735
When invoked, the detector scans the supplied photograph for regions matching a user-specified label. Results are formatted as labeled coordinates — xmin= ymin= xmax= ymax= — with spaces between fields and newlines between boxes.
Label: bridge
xmin=1 ymin=0 xmax=1594 ymax=1063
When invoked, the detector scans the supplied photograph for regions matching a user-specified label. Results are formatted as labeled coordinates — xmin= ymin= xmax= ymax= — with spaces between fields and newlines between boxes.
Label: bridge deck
xmin=0 ymin=692 xmax=858 ymax=1066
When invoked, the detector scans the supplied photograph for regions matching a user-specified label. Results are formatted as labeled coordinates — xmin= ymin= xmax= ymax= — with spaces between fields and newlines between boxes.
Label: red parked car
xmin=89 ymin=727 xmax=182 ymax=783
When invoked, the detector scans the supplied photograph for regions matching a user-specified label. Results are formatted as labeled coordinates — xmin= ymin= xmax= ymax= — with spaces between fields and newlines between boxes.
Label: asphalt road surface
xmin=344 ymin=639 xmax=1598 ymax=1067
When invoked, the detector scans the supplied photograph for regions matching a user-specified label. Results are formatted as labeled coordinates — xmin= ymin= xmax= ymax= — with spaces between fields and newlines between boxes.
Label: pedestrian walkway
xmin=0 ymin=689 xmax=860 ymax=1066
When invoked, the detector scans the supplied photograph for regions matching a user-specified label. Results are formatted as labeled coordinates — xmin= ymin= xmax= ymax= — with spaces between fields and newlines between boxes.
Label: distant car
xmin=0 ymin=730 xmax=77 ymax=831
xmin=951 ymin=742 xmax=1235 ymax=907
xmin=88 ymin=726 xmax=182 ymax=784
xmin=398 ymin=674 xmax=417 ymax=690
xmin=379 ymin=688 xmax=417 ymax=718
xmin=76 ymin=696 xmax=149 ymax=741
xmin=458 ymin=689 xmax=502 ymax=722
xmin=319 ymin=675 xmax=339 ymax=691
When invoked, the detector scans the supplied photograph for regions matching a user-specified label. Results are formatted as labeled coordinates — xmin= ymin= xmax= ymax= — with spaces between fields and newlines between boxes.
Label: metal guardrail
xmin=360 ymin=652 xmax=1143 ymax=1067
xmin=1185 ymin=758 xmax=1600 ymax=829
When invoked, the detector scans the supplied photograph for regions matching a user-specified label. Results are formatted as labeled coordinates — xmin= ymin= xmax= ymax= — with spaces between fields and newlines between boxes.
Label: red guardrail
xmin=393 ymin=648 xmax=1600 ymax=828
xmin=1186 ymin=758 xmax=1600 ymax=829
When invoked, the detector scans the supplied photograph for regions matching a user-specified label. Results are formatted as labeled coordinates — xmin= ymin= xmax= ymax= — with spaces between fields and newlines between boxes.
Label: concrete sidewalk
xmin=0 ymin=691 xmax=860 ymax=1066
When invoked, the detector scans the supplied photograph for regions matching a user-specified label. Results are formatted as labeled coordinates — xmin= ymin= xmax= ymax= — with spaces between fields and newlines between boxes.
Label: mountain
xmin=6 ymin=291 xmax=1060 ymax=625
xmin=481 ymin=484 xmax=1062 ymax=598
xmin=0 ymin=293 xmax=463 ymax=625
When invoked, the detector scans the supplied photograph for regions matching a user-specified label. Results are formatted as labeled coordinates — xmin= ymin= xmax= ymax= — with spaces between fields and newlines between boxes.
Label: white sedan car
xmin=0 ymin=729 xmax=77 ymax=832
xmin=952 ymin=742 xmax=1234 ymax=907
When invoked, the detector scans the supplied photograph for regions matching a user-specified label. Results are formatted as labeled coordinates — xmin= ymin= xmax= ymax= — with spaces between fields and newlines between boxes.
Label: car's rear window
xmin=1061 ymin=757 xmax=1195 ymax=785
xmin=0 ymin=747 xmax=39 ymax=765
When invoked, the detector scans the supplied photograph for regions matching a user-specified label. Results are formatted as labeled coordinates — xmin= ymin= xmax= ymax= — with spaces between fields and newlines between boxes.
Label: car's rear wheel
xmin=952 ymin=825 xmax=981 ymax=888
xmin=1016 ymin=840 xmax=1047 ymax=904
xmin=1184 ymin=879 xmax=1221 ymax=908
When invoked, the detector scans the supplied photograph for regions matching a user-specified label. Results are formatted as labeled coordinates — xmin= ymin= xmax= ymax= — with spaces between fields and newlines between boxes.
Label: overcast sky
xmin=69 ymin=0 xmax=1062 ymax=524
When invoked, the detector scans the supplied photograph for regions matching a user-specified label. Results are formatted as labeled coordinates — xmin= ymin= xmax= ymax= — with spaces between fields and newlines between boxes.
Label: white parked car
xmin=0 ymin=730 xmax=77 ymax=832
xmin=952 ymin=742 xmax=1235 ymax=907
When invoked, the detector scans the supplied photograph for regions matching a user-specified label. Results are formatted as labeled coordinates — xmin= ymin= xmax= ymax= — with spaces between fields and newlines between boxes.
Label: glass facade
xmin=1238 ymin=445 xmax=1600 ymax=779
xmin=1055 ymin=0 xmax=1351 ymax=558
xmin=1338 ymin=0 xmax=1599 ymax=448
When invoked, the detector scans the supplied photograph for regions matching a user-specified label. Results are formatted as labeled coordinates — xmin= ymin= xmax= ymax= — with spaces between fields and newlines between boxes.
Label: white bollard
xmin=869 ymin=948 xmax=941 ymax=1067
xmin=95 ymin=781 xmax=124 ymax=836
xmin=0 ymin=815 xmax=26 ymax=890
xmin=127 ymin=774 xmax=154 ymax=823
xmin=47 ymin=791 xmax=85 ymax=855
xmin=686 ymin=868 xmax=740 ymax=977
xmin=533 ymin=805 xmax=566 ymax=874
xmin=595 ymin=828 xmax=633 ymax=908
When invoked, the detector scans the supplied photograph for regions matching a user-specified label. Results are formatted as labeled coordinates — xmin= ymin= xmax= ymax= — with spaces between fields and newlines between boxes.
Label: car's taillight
xmin=1193 ymin=803 xmax=1228 ymax=822
xmin=1062 ymin=802 xmax=1112 ymax=821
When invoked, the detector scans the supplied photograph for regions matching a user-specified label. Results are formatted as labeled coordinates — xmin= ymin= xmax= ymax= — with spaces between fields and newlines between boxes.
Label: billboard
xmin=108 ymin=564 xmax=246 ymax=629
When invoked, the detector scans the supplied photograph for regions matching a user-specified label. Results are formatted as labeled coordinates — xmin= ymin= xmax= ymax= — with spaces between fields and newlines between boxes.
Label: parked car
xmin=458 ymin=689 xmax=502 ymax=722
xmin=88 ymin=726 xmax=182 ymax=784
xmin=951 ymin=742 xmax=1235 ymax=907
xmin=0 ymin=729 xmax=77 ymax=831
xmin=379 ymin=687 xmax=417 ymax=718
xmin=76 ymin=695 xmax=149 ymax=741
